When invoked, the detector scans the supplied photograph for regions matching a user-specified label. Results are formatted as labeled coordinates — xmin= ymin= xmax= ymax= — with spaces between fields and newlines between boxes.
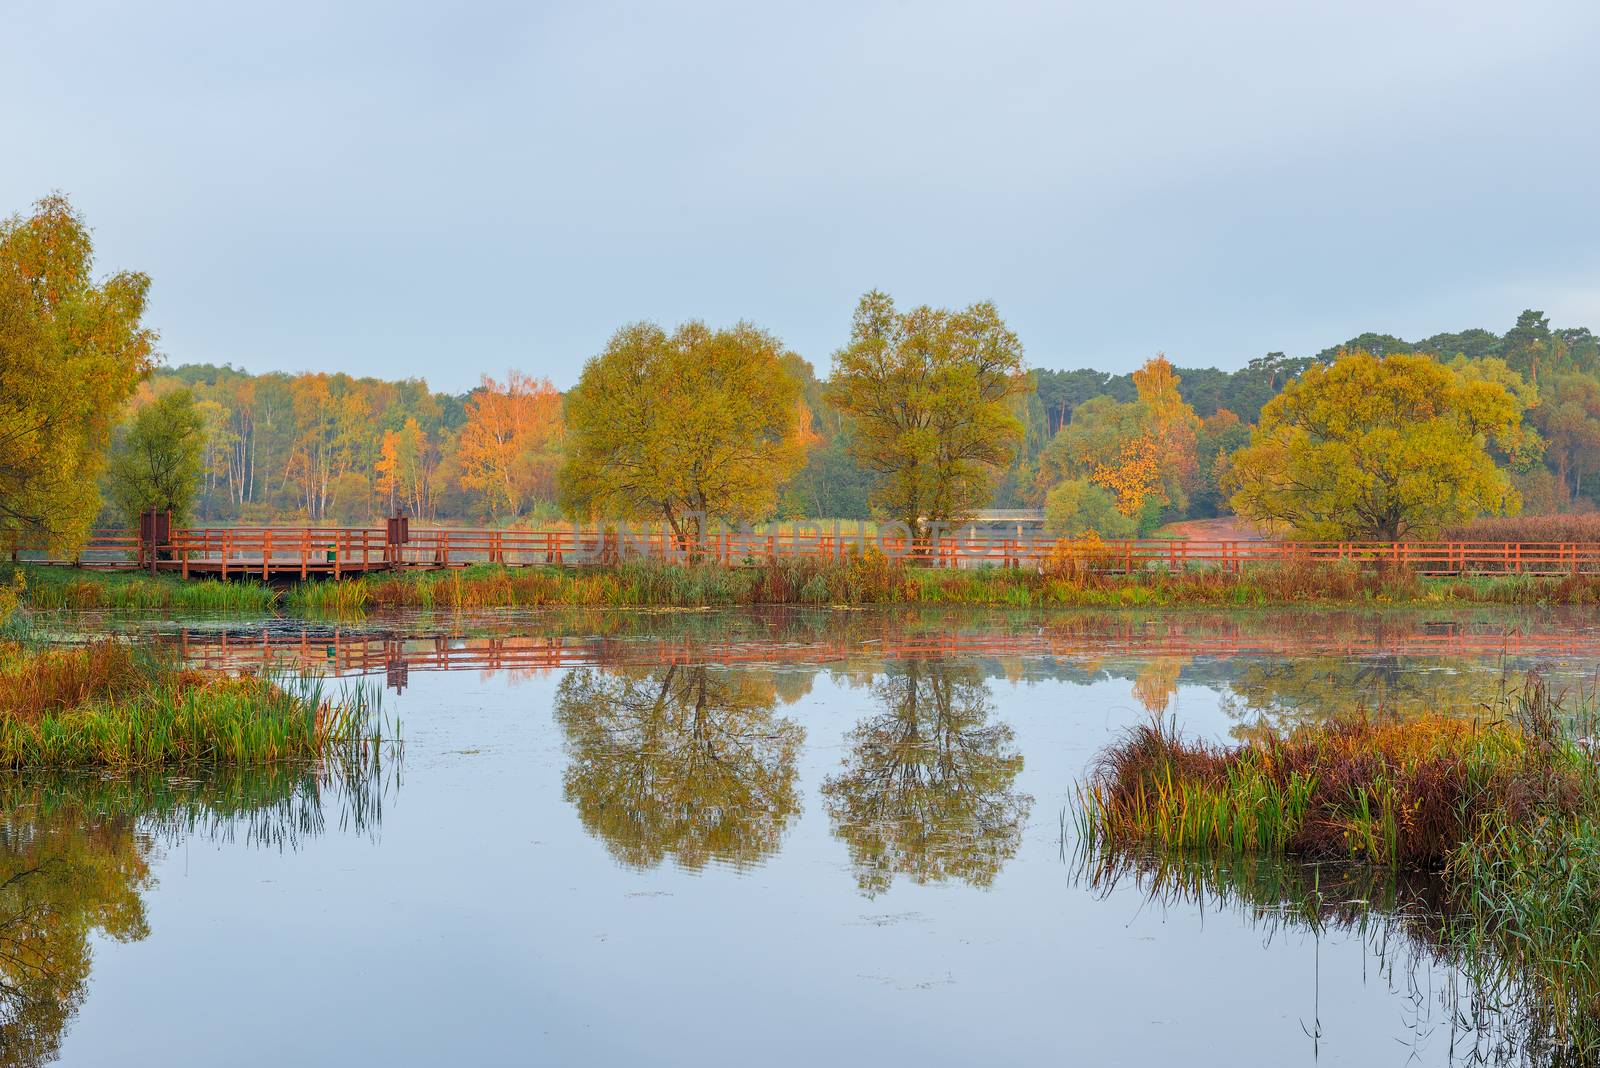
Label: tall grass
xmin=288 ymin=557 xmax=1600 ymax=614
xmin=0 ymin=640 xmax=393 ymax=768
xmin=15 ymin=565 xmax=277 ymax=613
xmin=28 ymin=554 xmax=1600 ymax=617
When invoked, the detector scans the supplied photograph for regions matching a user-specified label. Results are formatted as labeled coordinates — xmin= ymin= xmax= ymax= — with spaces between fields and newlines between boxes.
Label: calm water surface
xmin=16 ymin=607 xmax=1600 ymax=1066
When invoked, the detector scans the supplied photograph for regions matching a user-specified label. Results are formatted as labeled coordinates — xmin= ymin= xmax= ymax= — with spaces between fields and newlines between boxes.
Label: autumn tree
xmin=106 ymin=388 xmax=206 ymax=525
xmin=1225 ymin=350 xmax=1531 ymax=539
xmin=1131 ymin=353 xmax=1200 ymax=506
xmin=1043 ymin=478 xmax=1134 ymax=538
xmin=829 ymin=291 xmax=1031 ymax=539
xmin=456 ymin=371 xmax=563 ymax=519
xmin=1530 ymin=371 xmax=1600 ymax=503
xmin=561 ymin=321 xmax=810 ymax=544
xmin=0 ymin=195 xmax=157 ymax=552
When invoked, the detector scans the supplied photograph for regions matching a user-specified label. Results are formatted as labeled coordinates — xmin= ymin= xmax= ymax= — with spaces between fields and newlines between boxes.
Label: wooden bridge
xmin=13 ymin=524 xmax=1600 ymax=580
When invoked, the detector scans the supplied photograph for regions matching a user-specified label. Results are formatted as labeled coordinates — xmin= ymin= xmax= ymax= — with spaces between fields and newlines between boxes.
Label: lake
xmin=15 ymin=606 xmax=1600 ymax=1066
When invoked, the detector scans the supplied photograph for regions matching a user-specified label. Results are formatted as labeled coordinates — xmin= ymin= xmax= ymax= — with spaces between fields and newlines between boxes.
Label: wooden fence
xmin=12 ymin=525 xmax=1600 ymax=578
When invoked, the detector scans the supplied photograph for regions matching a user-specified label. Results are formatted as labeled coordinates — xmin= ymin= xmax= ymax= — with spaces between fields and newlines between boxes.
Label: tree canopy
xmin=561 ymin=321 xmax=810 ymax=544
xmin=0 ymin=195 xmax=156 ymax=551
xmin=1224 ymin=350 xmax=1532 ymax=539
xmin=829 ymin=291 xmax=1031 ymax=539
xmin=106 ymin=388 xmax=206 ymax=525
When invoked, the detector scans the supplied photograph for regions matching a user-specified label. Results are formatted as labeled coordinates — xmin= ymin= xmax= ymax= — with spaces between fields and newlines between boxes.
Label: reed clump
xmin=0 ymin=640 xmax=389 ymax=768
xmin=1078 ymin=675 xmax=1600 ymax=1055
xmin=1443 ymin=514 xmax=1600 ymax=543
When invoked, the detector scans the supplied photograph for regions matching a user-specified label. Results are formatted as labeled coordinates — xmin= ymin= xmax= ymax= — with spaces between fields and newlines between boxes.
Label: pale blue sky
xmin=6 ymin=0 xmax=1599 ymax=391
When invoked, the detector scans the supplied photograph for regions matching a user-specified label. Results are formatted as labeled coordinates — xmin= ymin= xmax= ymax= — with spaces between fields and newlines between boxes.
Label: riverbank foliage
xmin=0 ymin=640 xmax=386 ymax=768
xmin=289 ymin=558 xmax=1600 ymax=614
xmin=1077 ymin=677 xmax=1600 ymax=1056
xmin=14 ymin=564 xmax=276 ymax=613
xmin=21 ymin=556 xmax=1600 ymax=619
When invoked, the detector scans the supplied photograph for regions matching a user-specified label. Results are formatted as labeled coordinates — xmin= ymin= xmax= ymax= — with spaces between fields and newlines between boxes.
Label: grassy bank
xmin=12 ymin=564 xmax=276 ymax=613
xmin=18 ymin=557 xmax=1600 ymax=617
xmin=0 ymin=640 xmax=388 ymax=768
xmin=287 ymin=558 xmax=1600 ymax=614
xmin=1077 ymin=678 xmax=1600 ymax=1055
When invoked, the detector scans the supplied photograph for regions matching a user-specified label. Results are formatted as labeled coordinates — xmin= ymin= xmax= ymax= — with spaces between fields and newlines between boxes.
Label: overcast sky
xmin=6 ymin=0 xmax=1599 ymax=392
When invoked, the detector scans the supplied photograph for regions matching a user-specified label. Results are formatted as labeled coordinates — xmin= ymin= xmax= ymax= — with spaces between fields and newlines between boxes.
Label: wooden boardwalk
xmin=13 ymin=525 xmax=1600 ymax=579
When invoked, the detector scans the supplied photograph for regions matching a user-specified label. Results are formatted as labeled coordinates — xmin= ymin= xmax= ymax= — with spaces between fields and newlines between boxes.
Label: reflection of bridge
xmin=166 ymin=621 xmax=1600 ymax=691
xmin=18 ymin=525 xmax=1600 ymax=579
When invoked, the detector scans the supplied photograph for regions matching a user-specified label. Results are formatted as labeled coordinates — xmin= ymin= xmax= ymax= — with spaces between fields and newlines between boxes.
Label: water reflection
xmin=0 ymin=764 xmax=392 ymax=1067
xmin=1077 ymin=847 xmax=1576 ymax=1067
xmin=131 ymin=606 xmax=1600 ymax=693
xmin=553 ymin=664 xmax=805 ymax=871
xmin=822 ymin=660 xmax=1031 ymax=895
xmin=1224 ymin=657 xmax=1519 ymax=739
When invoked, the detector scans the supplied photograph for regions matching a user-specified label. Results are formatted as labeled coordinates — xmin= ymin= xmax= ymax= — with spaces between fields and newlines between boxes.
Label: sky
xmin=6 ymin=0 xmax=1600 ymax=392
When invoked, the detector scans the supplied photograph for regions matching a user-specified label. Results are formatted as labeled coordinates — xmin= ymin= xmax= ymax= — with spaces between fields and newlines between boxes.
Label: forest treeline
xmin=7 ymin=193 xmax=1600 ymax=551
xmin=143 ymin=309 xmax=1598 ymax=537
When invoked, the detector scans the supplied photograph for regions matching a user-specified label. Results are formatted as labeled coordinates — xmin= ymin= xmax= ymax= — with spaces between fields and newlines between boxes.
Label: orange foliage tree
xmin=457 ymin=371 xmax=564 ymax=519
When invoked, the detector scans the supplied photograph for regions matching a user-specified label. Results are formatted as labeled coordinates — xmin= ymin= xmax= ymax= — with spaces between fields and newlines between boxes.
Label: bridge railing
xmin=18 ymin=526 xmax=1600 ymax=577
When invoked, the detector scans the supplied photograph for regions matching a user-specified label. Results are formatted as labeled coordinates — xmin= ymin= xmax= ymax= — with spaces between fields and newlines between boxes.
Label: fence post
xmin=262 ymin=530 xmax=271 ymax=580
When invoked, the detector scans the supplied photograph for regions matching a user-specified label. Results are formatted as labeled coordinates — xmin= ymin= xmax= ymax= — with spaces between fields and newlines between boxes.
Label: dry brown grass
xmin=1443 ymin=514 xmax=1600 ymax=542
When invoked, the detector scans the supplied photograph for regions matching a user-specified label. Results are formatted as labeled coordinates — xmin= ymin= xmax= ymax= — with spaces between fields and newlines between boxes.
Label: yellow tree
xmin=828 ymin=291 xmax=1031 ymax=539
xmin=457 ymin=371 xmax=563 ymax=519
xmin=560 ymin=321 xmax=810 ymax=544
xmin=1131 ymin=353 xmax=1200 ymax=505
xmin=1225 ymin=350 xmax=1531 ymax=539
xmin=0 ymin=195 xmax=156 ymax=551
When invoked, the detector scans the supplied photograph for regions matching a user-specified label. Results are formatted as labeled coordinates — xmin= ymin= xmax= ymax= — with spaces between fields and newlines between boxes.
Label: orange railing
xmin=166 ymin=622 xmax=1600 ymax=682
xmin=14 ymin=526 xmax=1600 ymax=578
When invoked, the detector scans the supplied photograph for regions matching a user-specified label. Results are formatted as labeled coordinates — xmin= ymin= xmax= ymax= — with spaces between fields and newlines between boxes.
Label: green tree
xmin=1225 ymin=351 xmax=1531 ymax=539
xmin=0 ymin=195 xmax=157 ymax=552
xmin=1043 ymin=478 xmax=1135 ymax=538
xmin=106 ymin=389 xmax=206 ymax=525
xmin=1191 ymin=409 xmax=1251 ymax=517
xmin=561 ymin=321 xmax=810 ymax=545
xmin=829 ymin=291 xmax=1031 ymax=540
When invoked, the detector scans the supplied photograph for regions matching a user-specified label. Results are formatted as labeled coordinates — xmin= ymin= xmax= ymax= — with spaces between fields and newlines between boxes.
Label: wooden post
xmin=221 ymin=530 xmax=230 ymax=580
xmin=301 ymin=529 xmax=308 ymax=580
xmin=262 ymin=530 xmax=272 ymax=580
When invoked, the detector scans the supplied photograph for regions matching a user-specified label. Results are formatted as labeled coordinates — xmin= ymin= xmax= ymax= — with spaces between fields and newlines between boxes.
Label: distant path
xmin=1156 ymin=517 xmax=1265 ymax=541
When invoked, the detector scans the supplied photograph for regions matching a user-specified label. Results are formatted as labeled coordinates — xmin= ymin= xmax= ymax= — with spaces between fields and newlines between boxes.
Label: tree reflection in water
xmin=823 ymin=660 xmax=1031 ymax=895
xmin=0 ymin=763 xmax=393 ymax=1067
xmin=1223 ymin=656 xmax=1512 ymax=741
xmin=553 ymin=664 xmax=805 ymax=871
